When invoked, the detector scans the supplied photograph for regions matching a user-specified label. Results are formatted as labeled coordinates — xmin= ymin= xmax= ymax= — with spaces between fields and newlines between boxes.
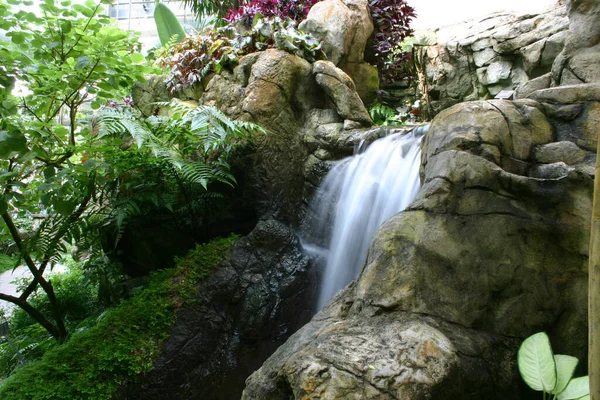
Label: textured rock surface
xmin=414 ymin=4 xmax=569 ymax=117
xmin=115 ymin=220 xmax=316 ymax=400
xmin=313 ymin=61 xmax=372 ymax=125
xmin=198 ymin=50 xmax=374 ymax=224
xmin=552 ymin=0 xmax=600 ymax=85
xmin=243 ymin=99 xmax=594 ymax=399
xmin=300 ymin=0 xmax=377 ymax=105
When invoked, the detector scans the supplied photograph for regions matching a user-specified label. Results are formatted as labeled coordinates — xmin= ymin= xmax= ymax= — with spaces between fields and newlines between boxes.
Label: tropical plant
xmin=154 ymin=0 xmax=186 ymax=46
xmin=224 ymin=0 xmax=320 ymax=26
xmin=369 ymin=0 xmax=416 ymax=85
xmin=161 ymin=16 xmax=325 ymax=94
xmin=0 ymin=235 xmax=237 ymax=399
xmin=0 ymin=256 xmax=102 ymax=379
xmin=180 ymin=0 xmax=243 ymax=21
xmin=91 ymin=100 xmax=266 ymax=245
xmin=0 ymin=0 xmax=153 ymax=342
xmin=518 ymin=332 xmax=590 ymax=400
xmin=369 ymin=103 xmax=399 ymax=126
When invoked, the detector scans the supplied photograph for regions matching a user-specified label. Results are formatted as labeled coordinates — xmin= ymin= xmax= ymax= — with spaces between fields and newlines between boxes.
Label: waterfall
xmin=304 ymin=125 xmax=427 ymax=310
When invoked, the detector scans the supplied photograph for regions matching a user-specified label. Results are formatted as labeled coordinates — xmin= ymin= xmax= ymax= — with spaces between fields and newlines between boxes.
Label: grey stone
xmin=473 ymin=47 xmax=497 ymax=67
xmin=300 ymin=0 xmax=373 ymax=65
xmin=530 ymin=83 xmax=600 ymax=103
xmin=116 ymin=220 xmax=316 ymax=399
xmin=552 ymin=0 xmax=600 ymax=84
xmin=516 ymin=72 xmax=552 ymax=98
xmin=534 ymin=141 xmax=588 ymax=165
xmin=313 ymin=61 xmax=372 ymax=126
xmin=486 ymin=60 xmax=513 ymax=85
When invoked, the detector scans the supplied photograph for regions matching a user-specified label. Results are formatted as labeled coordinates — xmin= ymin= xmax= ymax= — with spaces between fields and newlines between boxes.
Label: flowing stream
xmin=304 ymin=126 xmax=427 ymax=310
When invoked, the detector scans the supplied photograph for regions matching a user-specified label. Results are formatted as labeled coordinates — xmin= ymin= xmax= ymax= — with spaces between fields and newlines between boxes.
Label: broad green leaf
xmin=154 ymin=1 xmax=185 ymax=47
xmin=54 ymin=199 xmax=76 ymax=216
xmin=552 ymin=355 xmax=578 ymax=395
xmin=130 ymin=53 xmax=144 ymax=63
xmin=61 ymin=20 xmax=71 ymax=33
xmin=0 ymin=130 xmax=28 ymax=158
xmin=557 ymin=376 xmax=589 ymax=400
xmin=9 ymin=32 xmax=25 ymax=44
xmin=518 ymin=332 xmax=557 ymax=392
xmin=577 ymin=396 xmax=589 ymax=400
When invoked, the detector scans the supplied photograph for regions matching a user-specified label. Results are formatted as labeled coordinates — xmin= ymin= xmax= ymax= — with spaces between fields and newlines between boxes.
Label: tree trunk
xmin=589 ymin=137 xmax=600 ymax=400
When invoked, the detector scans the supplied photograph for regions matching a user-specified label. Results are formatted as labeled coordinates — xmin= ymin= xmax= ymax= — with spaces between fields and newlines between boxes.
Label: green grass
xmin=0 ymin=235 xmax=238 ymax=400
xmin=0 ymin=253 xmax=19 ymax=274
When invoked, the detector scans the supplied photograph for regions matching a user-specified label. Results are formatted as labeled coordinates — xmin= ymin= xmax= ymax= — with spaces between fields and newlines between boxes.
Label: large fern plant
xmin=90 ymin=101 xmax=265 ymax=246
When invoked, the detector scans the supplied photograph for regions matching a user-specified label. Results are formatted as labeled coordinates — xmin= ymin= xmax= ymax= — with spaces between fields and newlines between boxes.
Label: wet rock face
xmin=115 ymin=220 xmax=316 ymax=400
xmin=242 ymin=98 xmax=594 ymax=399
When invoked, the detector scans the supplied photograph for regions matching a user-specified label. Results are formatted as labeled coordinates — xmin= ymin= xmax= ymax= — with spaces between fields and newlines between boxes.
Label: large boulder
xmin=243 ymin=99 xmax=594 ymax=399
xmin=313 ymin=61 xmax=372 ymax=126
xmin=300 ymin=0 xmax=378 ymax=105
xmin=300 ymin=0 xmax=372 ymax=66
xmin=199 ymin=49 xmax=376 ymax=224
xmin=201 ymin=50 xmax=318 ymax=224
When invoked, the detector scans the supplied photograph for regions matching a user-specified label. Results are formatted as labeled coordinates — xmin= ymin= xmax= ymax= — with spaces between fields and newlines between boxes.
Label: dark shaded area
xmin=114 ymin=219 xmax=318 ymax=399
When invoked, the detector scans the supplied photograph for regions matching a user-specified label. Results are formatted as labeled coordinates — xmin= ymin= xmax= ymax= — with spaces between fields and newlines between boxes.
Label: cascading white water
xmin=304 ymin=126 xmax=426 ymax=310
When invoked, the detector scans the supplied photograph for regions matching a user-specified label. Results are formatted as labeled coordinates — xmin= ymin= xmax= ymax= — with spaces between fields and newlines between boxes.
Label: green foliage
xmin=180 ymin=0 xmax=241 ymax=21
xmin=0 ymin=258 xmax=102 ymax=378
xmin=154 ymin=0 xmax=186 ymax=46
xmin=0 ymin=0 xmax=155 ymax=341
xmin=174 ymin=234 xmax=239 ymax=302
xmin=91 ymin=101 xmax=265 ymax=246
xmin=161 ymin=17 xmax=325 ymax=94
xmin=369 ymin=103 xmax=402 ymax=126
xmin=518 ymin=332 xmax=589 ymax=400
xmin=0 ymin=235 xmax=237 ymax=399
xmin=0 ymin=253 xmax=18 ymax=273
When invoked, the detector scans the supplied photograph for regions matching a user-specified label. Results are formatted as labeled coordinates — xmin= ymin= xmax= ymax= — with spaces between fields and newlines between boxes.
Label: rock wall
xmin=415 ymin=4 xmax=569 ymax=117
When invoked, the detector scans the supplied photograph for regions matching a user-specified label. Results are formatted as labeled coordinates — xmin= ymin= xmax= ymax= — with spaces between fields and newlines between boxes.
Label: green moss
xmin=0 ymin=235 xmax=238 ymax=400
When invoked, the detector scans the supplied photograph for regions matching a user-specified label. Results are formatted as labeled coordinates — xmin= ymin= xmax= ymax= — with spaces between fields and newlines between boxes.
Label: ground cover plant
xmin=0 ymin=235 xmax=238 ymax=399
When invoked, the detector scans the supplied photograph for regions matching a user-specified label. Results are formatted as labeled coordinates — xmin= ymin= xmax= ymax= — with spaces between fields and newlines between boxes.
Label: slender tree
xmin=590 ymin=137 xmax=600 ymax=400
xmin=0 ymin=0 xmax=152 ymax=342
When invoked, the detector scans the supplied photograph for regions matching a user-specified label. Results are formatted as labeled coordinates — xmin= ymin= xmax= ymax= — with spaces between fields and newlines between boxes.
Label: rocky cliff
xmin=414 ymin=4 xmax=569 ymax=117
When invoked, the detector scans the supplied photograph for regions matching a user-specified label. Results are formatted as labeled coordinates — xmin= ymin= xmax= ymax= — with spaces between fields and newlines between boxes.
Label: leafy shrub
xmin=161 ymin=17 xmax=325 ymax=93
xmin=224 ymin=0 xmax=319 ymax=25
xmin=369 ymin=103 xmax=399 ymax=126
xmin=370 ymin=0 xmax=416 ymax=85
xmin=0 ymin=235 xmax=238 ymax=399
